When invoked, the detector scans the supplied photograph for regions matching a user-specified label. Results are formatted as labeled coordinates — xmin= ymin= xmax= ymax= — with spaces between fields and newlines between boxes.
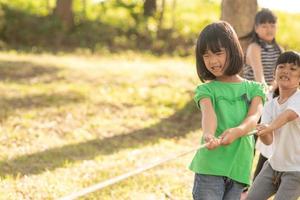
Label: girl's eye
xmin=203 ymin=54 xmax=209 ymax=59
xmin=277 ymin=65 xmax=284 ymax=69
xmin=216 ymin=51 xmax=225 ymax=56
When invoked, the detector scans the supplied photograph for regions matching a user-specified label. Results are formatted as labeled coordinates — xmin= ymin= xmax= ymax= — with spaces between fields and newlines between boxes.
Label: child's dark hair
xmin=273 ymin=51 xmax=300 ymax=97
xmin=240 ymin=8 xmax=281 ymax=52
xmin=196 ymin=21 xmax=244 ymax=81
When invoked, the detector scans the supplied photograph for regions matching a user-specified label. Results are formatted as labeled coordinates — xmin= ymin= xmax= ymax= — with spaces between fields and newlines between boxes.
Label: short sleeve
xmin=287 ymin=92 xmax=300 ymax=116
xmin=261 ymin=100 xmax=273 ymax=124
xmin=194 ymin=84 xmax=213 ymax=109
xmin=249 ymin=82 xmax=266 ymax=104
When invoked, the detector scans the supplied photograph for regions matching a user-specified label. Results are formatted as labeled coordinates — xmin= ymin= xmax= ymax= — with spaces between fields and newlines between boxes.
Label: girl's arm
xmin=220 ymin=96 xmax=263 ymax=145
xmin=199 ymin=98 xmax=220 ymax=149
xmin=257 ymin=109 xmax=299 ymax=145
xmin=246 ymin=43 xmax=265 ymax=83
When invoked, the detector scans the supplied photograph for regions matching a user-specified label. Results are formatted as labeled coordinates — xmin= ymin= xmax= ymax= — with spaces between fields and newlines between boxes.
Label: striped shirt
xmin=243 ymin=41 xmax=281 ymax=85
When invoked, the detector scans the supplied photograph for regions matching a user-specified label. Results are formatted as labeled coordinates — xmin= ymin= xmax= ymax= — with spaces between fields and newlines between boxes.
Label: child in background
xmin=247 ymin=51 xmax=300 ymax=200
xmin=189 ymin=21 xmax=265 ymax=200
xmin=240 ymin=8 xmax=282 ymax=181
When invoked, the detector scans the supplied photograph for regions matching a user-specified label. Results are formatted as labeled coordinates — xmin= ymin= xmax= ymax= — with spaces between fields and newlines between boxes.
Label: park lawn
xmin=0 ymin=51 xmax=203 ymax=199
xmin=0 ymin=51 xmax=263 ymax=199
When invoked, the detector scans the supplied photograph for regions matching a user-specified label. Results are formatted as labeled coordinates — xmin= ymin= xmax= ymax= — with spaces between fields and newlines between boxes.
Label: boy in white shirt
xmin=247 ymin=51 xmax=300 ymax=200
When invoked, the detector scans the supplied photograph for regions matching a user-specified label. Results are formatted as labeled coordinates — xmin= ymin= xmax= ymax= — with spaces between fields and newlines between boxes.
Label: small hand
xmin=219 ymin=128 xmax=240 ymax=145
xmin=203 ymin=134 xmax=221 ymax=150
xmin=256 ymin=123 xmax=272 ymax=136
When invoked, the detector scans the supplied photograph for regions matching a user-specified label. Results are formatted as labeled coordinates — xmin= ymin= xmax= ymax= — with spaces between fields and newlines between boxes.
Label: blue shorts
xmin=192 ymin=173 xmax=245 ymax=200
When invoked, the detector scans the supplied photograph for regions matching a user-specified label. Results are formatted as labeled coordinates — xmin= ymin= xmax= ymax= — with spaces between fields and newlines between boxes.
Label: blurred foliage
xmin=276 ymin=11 xmax=300 ymax=51
xmin=0 ymin=0 xmax=299 ymax=55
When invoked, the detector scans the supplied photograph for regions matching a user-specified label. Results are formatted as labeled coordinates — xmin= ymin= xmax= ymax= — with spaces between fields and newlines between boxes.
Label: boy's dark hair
xmin=276 ymin=51 xmax=300 ymax=66
xmin=273 ymin=51 xmax=300 ymax=97
xmin=196 ymin=21 xmax=244 ymax=81
xmin=240 ymin=8 xmax=281 ymax=52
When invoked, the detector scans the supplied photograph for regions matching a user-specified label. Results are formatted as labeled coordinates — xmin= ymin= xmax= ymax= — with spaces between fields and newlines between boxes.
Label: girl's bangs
xmin=257 ymin=13 xmax=276 ymax=24
xmin=277 ymin=52 xmax=300 ymax=66
xmin=206 ymin=40 xmax=223 ymax=53
xmin=200 ymin=31 xmax=224 ymax=54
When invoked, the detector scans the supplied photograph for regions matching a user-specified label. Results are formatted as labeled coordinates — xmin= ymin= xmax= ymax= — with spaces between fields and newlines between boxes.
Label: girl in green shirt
xmin=190 ymin=21 xmax=266 ymax=200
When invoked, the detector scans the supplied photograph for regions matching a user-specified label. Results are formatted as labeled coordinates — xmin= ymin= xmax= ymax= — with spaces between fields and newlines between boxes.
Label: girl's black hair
xmin=196 ymin=21 xmax=244 ymax=82
xmin=273 ymin=51 xmax=300 ymax=97
xmin=240 ymin=8 xmax=281 ymax=52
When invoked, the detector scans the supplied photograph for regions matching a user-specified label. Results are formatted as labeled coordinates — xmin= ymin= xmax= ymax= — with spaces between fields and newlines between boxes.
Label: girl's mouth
xmin=211 ymin=65 xmax=222 ymax=71
xmin=279 ymin=75 xmax=289 ymax=81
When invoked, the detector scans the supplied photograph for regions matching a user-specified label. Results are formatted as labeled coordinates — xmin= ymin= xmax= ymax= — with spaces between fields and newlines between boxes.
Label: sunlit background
xmin=258 ymin=0 xmax=299 ymax=13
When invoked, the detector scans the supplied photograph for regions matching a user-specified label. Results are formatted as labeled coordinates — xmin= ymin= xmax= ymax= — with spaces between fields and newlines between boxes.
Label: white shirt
xmin=261 ymin=90 xmax=300 ymax=171
xmin=255 ymin=90 xmax=275 ymax=159
xmin=256 ymin=139 xmax=274 ymax=158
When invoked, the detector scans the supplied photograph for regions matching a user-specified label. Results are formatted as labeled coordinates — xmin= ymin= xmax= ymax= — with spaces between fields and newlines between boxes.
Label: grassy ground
xmin=0 ymin=51 xmax=274 ymax=200
xmin=0 ymin=51 xmax=205 ymax=199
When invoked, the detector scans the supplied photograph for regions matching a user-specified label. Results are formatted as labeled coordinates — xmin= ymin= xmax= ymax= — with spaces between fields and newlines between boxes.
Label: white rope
xmin=58 ymin=143 xmax=207 ymax=200
xmin=58 ymin=130 xmax=257 ymax=200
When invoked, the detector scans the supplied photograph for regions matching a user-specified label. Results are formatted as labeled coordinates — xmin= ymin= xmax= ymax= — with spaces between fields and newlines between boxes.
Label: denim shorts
xmin=192 ymin=173 xmax=245 ymax=200
xmin=247 ymin=161 xmax=300 ymax=200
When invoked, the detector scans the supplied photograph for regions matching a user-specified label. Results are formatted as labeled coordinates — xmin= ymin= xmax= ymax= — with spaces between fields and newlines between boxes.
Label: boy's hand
xmin=256 ymin=123 xmax=273 ymax=136
xmin=256 ymin=123 xmax=274 ymax=145
xmin=203 ymin=134 xmax=221 ymax=150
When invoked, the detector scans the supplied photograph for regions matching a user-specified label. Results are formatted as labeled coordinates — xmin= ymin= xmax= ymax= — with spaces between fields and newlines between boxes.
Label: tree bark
xmin=82 ymin=0 xmax=86 ymax=18
xmin=221 ymin=0 xmax=257 ymax=51
xmin=54 ymin=0 xmax=74 ymax=29
xmin=144 ymin=0 xmax=157 ymax=17
xmin=46 ymin=0 xmax=51 ymax=12
xmin=171 ymin=0 xmax=177 ymax=29
xmin=157 ymin=0 xmax=165 ymax=37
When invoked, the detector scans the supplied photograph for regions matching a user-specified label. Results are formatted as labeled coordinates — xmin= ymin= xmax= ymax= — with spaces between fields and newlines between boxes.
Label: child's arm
xmin=247 ymin=43 xmax=265 ymax=84
xmin=257 ymin=109 xmax=299 ymax=145
xmin=220 ymin=96 xmax=263 ymax=145
xmin=199 ymin=98 xmax=220 ymax=149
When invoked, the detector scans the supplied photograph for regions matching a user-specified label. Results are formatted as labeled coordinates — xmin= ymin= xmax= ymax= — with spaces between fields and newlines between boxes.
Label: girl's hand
xmin=219 ymin=128 xmax=240 ymax=145
xmin=203 ymin=134 xmax=221 ymax=150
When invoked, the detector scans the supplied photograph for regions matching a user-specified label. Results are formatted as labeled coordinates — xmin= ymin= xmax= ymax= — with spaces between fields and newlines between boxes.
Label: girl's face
xmin=275 ymin=63 xmax=300 ymax=89
xmin=203 ymin=48 xmax=227 ymax=78
xmin=255 ymin=22 xmax=276 ymax=43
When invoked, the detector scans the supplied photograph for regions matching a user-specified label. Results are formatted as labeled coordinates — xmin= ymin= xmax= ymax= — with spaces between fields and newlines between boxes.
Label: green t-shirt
xmin=189 ymin=80 xmax=266 ymax=185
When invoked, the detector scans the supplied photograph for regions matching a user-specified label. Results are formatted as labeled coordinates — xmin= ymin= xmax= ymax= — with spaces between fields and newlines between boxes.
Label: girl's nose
xmin=209 ymin=55 xmax=217 ymax=64
xmin=282 ymin=68 xmax=289 ymax=74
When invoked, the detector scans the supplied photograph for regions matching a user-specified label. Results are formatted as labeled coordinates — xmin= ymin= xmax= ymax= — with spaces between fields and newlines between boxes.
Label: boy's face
xmin=203 ymin=48 xmax=227 ymax=77
xmin=275 ymin=63 xmax=300 ymax=89
xmin=255 ymin=22 xmax=276 ymax=43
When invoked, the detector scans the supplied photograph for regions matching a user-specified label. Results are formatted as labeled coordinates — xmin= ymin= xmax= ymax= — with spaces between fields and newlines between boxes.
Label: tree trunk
xmin=144 ymin=0 xmax=157 ymax=17
xmin=221 ymin=0 xmax=257 ymax=51
xmin=54 ymin=0 xmax=74 ymax=29
xmin=171 ymin=0 xmax=177 ymax=29
xmin=157 ymin=0 xmax=165 ymax=37
xmin=82 ymin=0 xmax=87 ymax=18
xmin=46 ymin=0 xmax=51 ymax=12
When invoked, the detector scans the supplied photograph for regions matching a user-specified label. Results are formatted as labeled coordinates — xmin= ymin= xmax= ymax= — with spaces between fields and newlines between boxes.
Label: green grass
xmin=0 ymin=51 xmax=206 ymax=199
xmin=0 ymin=49 xmax=281 ymax=199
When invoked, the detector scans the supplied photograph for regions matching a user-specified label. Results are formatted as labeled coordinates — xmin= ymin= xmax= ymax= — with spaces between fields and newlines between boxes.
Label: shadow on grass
xmin=0 ymin=60 xmax=85 ymax=120
xmin=0 ymin=92 xmax=86 ymax=121
xmin=0 ymin=60 xmax=62 ymax=83
xmin=0 ymin=100 xmax=201 ymax=177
